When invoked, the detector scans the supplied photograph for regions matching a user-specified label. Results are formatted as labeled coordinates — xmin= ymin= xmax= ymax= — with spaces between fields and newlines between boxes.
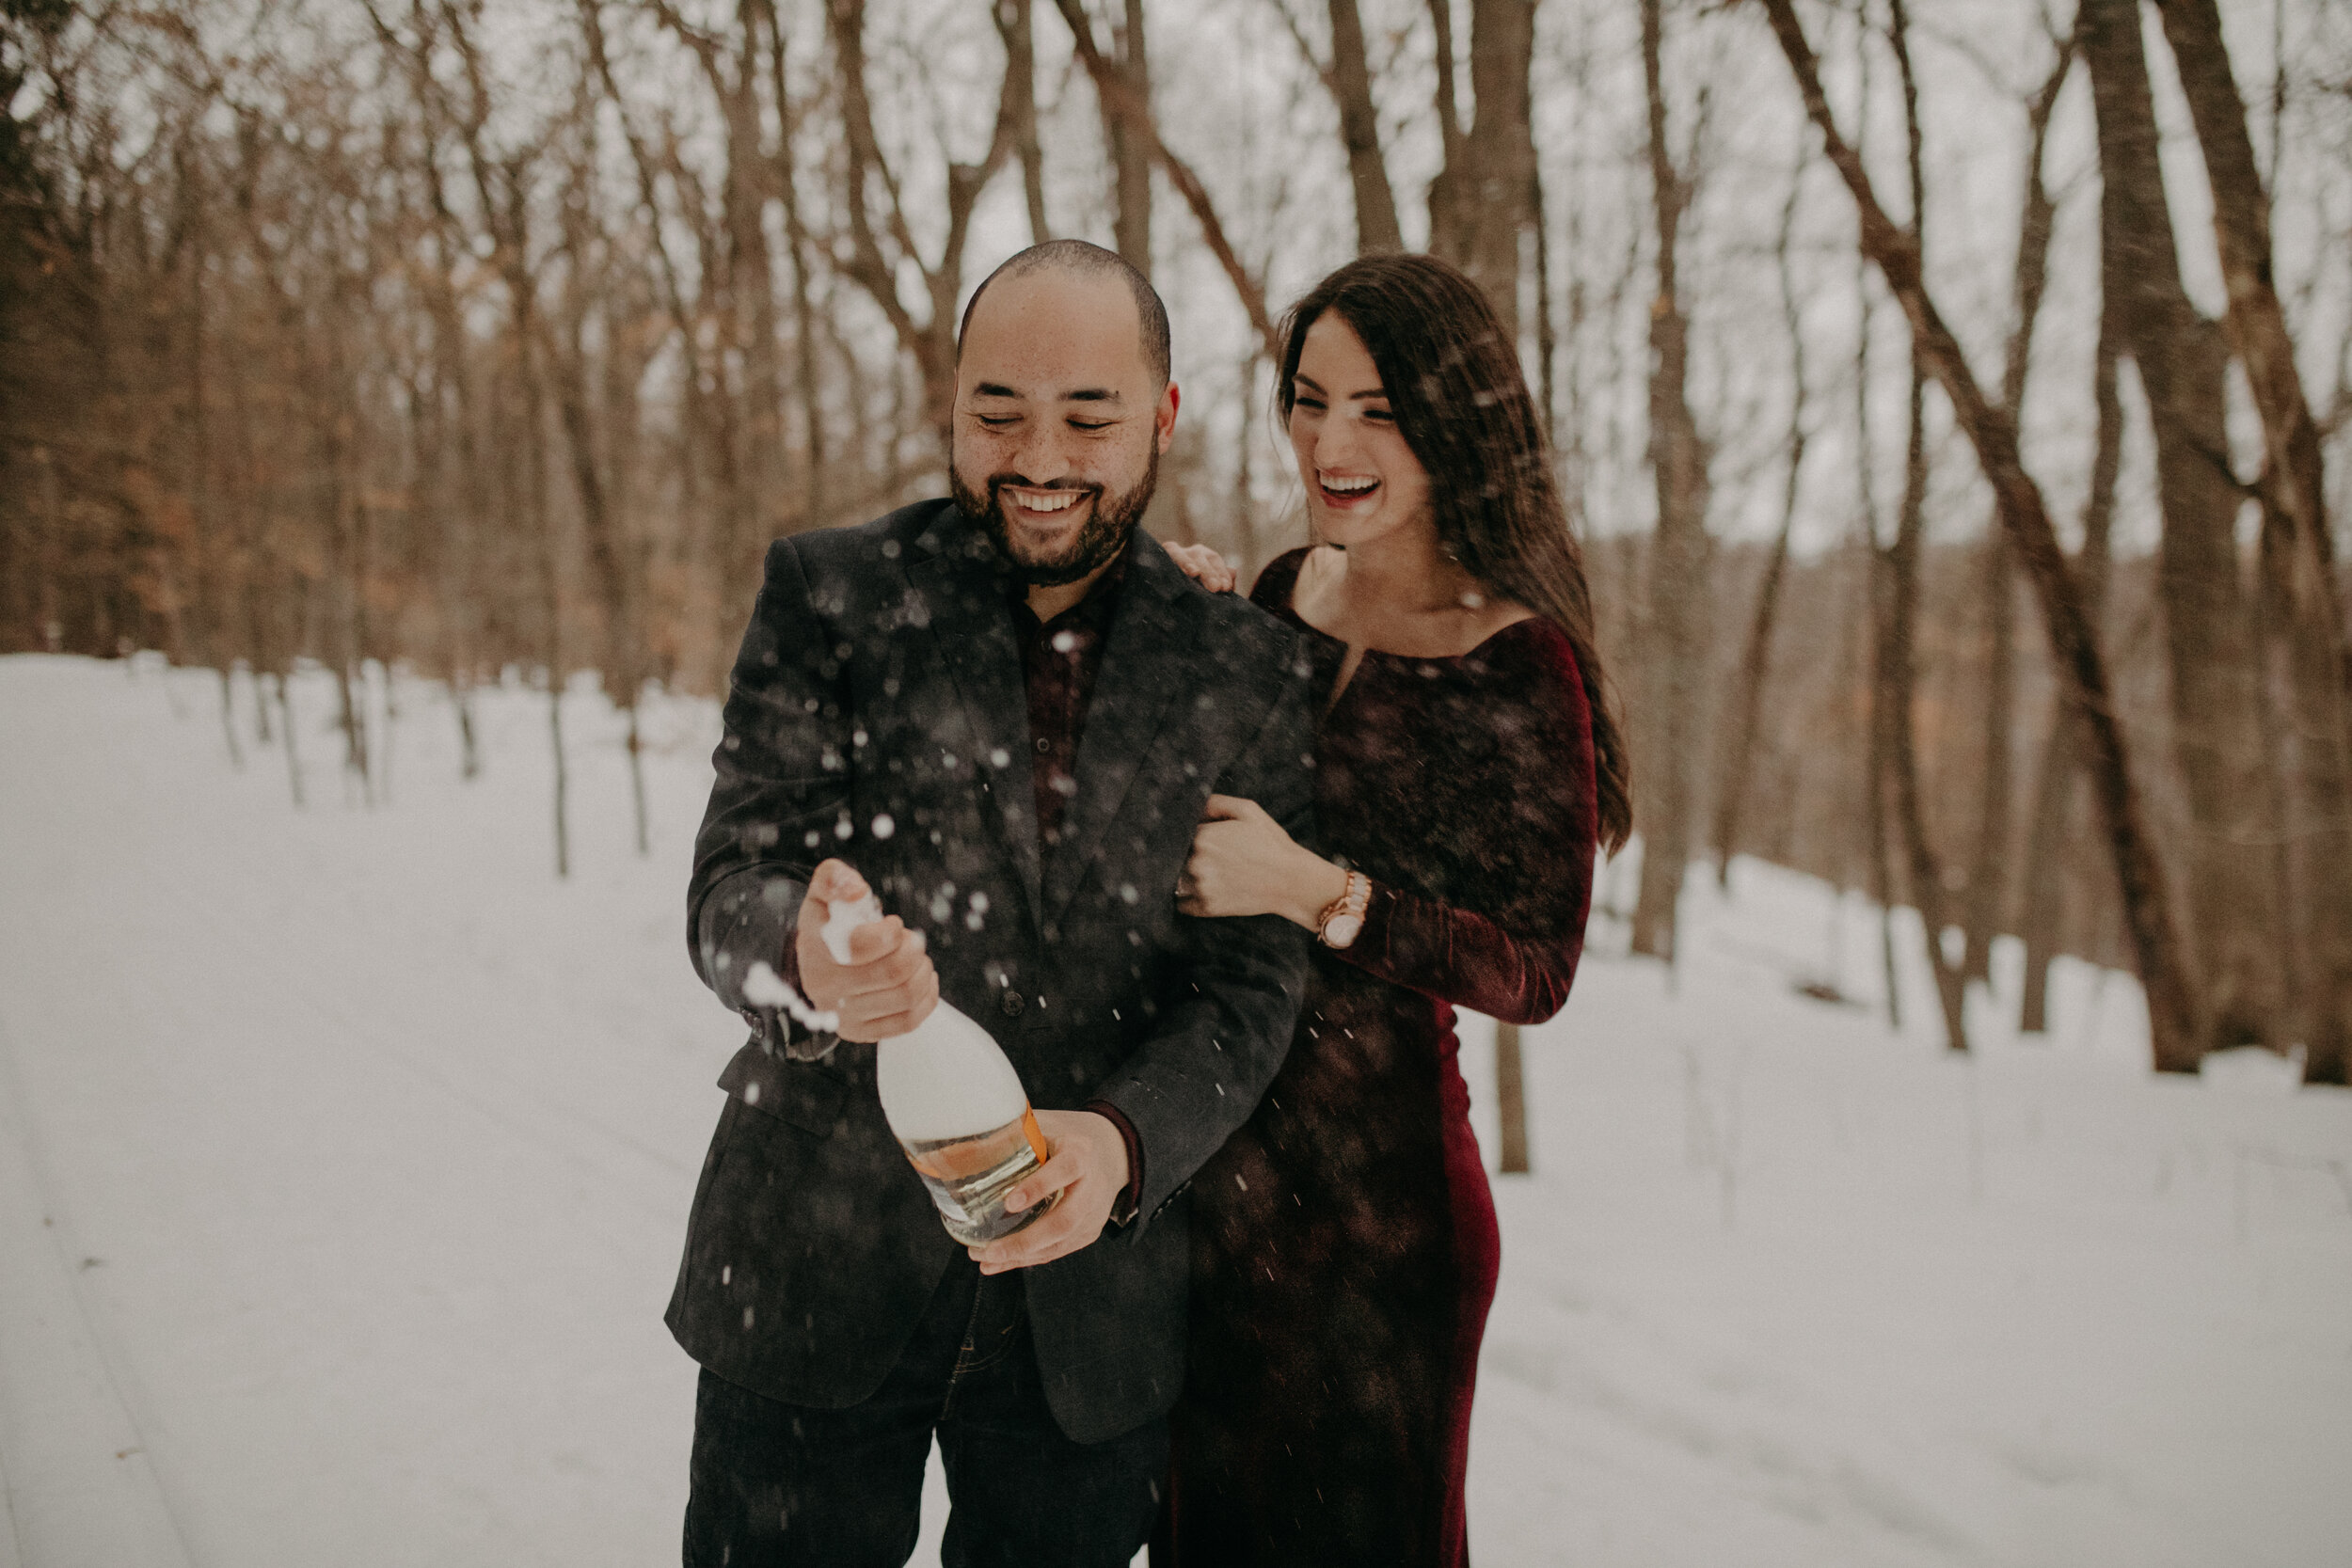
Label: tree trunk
xmin=834 ymin=0 xmax=1018 ymax=444
xmin=216 ymin=666 xmax=244 ymax=770
xmin=2082 ymin=0 xmax=2276 ymax=1053
xmin=1883 ymin=0 xmax=1966 ymax=1051
xmin=277 ymin=669 xmax=304 ymax=809
xmin=448 ymin=5 xmax=566 ymax=875
xmin=754 ymin=0 xmax=829 ymax=525
xmin=723 ymin=11 xmax=791 ymax=553
xmin=1963 ymin=533 xmax=2016 ymax=986
xmin=1326 ymin=0 xmax=1402 ymax=255
xmin=1964 ymin=43 xmax=2068 ymax=986
xmin=1232 ymin=349 xmax=1260 ymax=579
xmin=2153 ymin=0 xmax=2352 ymax=1083
xmin=454 ymin=673 xmax=480 ymax=783
xmin=1889 ymin=360 xmax=1971 ymax=1053
xmin=548 ymin=210 xmax=643 ymax=855
xmin=1106 ymin=0 xmax=1152 ymax=276
xmin=580 ymin=0 xmax=735 ymax=567
xmin=1495 ymin=1021 xmax=1530 ymax=1173
xmin=1714 ymin=168 xmax=1806 ymax=886
xmin=1052 ymin=0 xmax=1278 ymax=358
xmin=994 ymin=0 xmax=1051 ymax=245
xmin=1759 ymin=0 xmax=2205 ymax=1073
xmin=1629 ymin=0 xmax=1710 ymax=964
xmin=1426 ymin=0 xmax=1534 ymax=335
xmin=1533 ymin=163 xmax=1557 ymax=442
xmin=1867 ymin=551 xmax=1902 ymax=1032
xmin=1849 ymin=189 xmax=1901 ymax=1030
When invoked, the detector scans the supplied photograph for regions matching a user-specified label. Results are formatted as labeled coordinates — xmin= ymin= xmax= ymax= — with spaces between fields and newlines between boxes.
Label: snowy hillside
xmin=2 ymin=655 xmax=2347 ymax=1566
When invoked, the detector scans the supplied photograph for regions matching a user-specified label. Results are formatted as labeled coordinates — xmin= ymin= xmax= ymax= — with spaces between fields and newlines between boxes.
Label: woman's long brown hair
xmin=1277 ymin=252 xmax=1633 ymax=853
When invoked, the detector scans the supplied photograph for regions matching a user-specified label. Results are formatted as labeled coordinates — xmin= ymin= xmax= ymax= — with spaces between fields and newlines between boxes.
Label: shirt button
xmin=1000 ymin=990 xmax=1026 ymax=1018
xmin=1036 ymin=736 xmax=1050 ymax=752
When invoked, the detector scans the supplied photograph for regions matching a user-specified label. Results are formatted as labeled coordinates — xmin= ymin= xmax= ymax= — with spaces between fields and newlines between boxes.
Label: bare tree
xmin=1425 ymin=0 xmax=1535 ymax=336
xmin=1052 ymin=0 xmax=1279 ymax=358
xmin=830 ymin=0 xmax=1016 ymax=445
xmin=2153 ymin=0 xmax=2352 ymax=1083
xmin=1758 ymin=0 xmax=2205 ymax=1071
xmin=2082 ymin=0 xmax=2284 ymax=1057
xmin=994 ymin=0 xmax=1051 ymax=245
xmin=2019 ymin=316 xmax=2121 ymax=1034
xmin=1877 ymin=0 xmax=1971 ymax=1052
xmin=1713 ymin=162 xmax=1808 ymax=886
xmin=1963 ymin=35 xmax=2074 ymax=988
xmin=746 ymin=0 xmax=831 ymax=524
xmin=445 ymin=0 xmax=569 ymax=876
xmin=1277 ymin=0 xmax=1403 ymax=256
xmin=1629 ymin=0 xmax=1712 ymax=965
xmin=1104 ymin=0 xmax=1152 ymax=274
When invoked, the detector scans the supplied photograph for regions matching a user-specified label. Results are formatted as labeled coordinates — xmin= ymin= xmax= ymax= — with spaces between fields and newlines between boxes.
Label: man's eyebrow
xmin=969 ymin=383 xmax=1124 ymax=404
xmin=1293 ymin=372 xmax=1387 ymax=402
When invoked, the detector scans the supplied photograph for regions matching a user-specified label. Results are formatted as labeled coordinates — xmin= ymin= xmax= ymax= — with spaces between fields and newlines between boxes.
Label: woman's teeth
xmin=1321 ymin=475 xmax=1378 ymax=499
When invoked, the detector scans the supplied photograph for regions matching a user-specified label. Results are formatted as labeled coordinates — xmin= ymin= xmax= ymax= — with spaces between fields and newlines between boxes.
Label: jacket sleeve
xmin=1334 ymin=626 xmax=1599 ymax=1026
xmin=687 ymin=537 xmax=850 ymax=1061
xmin=1094 ymin=642 xmax=1320 ymax=1222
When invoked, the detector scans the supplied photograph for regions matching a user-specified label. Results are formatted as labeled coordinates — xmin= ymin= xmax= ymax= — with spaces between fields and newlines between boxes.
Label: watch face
xmin=1323 ymin=913 xmax=1364 ymax=948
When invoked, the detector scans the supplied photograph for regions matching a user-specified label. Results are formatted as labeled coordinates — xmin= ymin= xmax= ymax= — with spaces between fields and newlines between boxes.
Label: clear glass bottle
xmin=821 ymin=895 xmax=1058 ymax=1244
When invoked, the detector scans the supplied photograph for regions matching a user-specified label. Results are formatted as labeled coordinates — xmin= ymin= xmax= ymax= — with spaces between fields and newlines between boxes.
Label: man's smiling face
xmin=949 ymin=268 xmax=1178 ymax=586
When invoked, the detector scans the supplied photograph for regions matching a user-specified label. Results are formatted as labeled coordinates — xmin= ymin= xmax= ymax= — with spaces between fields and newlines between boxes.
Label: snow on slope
xmin=2 ymin=655 xmax=2347 ymax=1566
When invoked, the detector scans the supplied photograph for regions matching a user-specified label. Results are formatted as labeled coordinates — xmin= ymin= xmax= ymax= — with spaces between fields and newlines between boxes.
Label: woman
xmin=1157 ymin=253 xmax=1632 ymax=1566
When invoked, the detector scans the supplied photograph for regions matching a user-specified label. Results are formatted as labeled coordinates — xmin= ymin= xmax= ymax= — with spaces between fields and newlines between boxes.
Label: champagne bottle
xmin=819 ymin=893 xmax=1058 ymax=1245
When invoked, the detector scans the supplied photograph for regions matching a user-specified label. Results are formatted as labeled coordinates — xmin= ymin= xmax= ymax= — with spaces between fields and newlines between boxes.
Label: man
xmin=668 ymin=239 xmax=1318 ymax=1565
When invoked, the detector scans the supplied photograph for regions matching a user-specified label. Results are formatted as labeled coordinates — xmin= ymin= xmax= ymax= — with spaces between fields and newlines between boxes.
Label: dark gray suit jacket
xmin=665 ymin=499 xmax=1317 ymax=1444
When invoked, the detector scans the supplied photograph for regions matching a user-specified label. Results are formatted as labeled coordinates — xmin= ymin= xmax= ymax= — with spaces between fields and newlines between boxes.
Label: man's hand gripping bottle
xmin=820 ymin=894 xmax=1058 ymax=1245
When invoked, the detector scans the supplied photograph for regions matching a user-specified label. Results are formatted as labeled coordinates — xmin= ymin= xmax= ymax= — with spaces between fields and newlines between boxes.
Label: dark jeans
xmin=683 ymin=1257 xmax=1168 ymax=1568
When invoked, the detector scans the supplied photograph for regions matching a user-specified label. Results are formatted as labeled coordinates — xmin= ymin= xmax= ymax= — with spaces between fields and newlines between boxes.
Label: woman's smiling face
xmin=1287 ymin=311 xmax=1433 ymax=552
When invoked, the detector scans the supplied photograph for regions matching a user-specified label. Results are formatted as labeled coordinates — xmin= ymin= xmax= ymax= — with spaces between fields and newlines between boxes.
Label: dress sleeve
xmin=1335 ymin=623 xmax=1599 ymax=1025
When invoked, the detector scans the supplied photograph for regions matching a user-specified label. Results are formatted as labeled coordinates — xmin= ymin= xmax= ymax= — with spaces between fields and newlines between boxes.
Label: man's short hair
xmin=956 ymin=239 xmax=1172 ymax=388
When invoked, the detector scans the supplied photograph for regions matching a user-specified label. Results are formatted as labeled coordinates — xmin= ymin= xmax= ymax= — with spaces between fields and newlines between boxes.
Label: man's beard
xmin=949 ymin=443 xmax=1160 ymax=587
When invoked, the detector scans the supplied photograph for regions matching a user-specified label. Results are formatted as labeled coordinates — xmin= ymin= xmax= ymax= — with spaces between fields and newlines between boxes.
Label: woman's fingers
xmin=1177 ymin=842 xmax=1228 ymax=915
xmin=1161 ymin=541 xmax=1235 ymax=592
xmin=1200 ymin=793 xmax=1265 ymax=823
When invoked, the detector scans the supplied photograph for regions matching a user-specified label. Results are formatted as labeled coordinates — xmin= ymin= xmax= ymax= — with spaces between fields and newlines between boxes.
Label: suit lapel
xmin=1041 ymin=542 xmax=1204 ymax=927
xmin=905 ymin=519 xmax=1043 ymax=929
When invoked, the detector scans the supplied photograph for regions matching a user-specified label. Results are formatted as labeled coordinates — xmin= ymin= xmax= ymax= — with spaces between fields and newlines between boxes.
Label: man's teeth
xmin=1016 ymin=490 xmax=1081 ymax=514
xmin=1323 ymin=475 xmax=1378 ymax=494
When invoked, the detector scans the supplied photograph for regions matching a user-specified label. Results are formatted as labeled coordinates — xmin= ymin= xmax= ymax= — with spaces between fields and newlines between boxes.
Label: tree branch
xmin=1050 ymin=0 xmax=1279 ymax=358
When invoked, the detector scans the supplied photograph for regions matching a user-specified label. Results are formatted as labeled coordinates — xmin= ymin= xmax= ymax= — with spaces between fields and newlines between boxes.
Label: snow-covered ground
xmin=2 ymin=653 xmax=2346 ymax=1566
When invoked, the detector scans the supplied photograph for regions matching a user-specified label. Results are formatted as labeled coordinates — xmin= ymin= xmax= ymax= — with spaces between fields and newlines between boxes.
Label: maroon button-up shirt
xmin=1008 ymin=544 xmax=1129 ymax=847
xmin=1008 ymin=542 xmax=1146 ymax=1222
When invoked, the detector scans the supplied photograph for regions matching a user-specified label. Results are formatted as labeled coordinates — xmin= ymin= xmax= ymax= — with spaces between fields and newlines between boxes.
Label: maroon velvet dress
xmin=1160 ymin=548 xmax=1599 ymax=1568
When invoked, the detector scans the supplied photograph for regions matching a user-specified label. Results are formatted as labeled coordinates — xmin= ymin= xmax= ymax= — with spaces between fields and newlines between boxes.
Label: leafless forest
xmin=2 ymin=0 xmax=2348 ymax=1079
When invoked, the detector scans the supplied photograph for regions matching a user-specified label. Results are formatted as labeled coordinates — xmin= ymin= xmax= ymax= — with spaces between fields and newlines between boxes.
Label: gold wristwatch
xmin=1316 ymin=870 xmax=1371 ymax=950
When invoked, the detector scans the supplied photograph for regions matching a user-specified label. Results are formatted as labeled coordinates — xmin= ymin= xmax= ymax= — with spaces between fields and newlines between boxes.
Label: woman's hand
xmin=1177 ymin=794 xmax=1349 ymax=929
xmin=1162 ymin=540 xmax=1237 ymax=594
